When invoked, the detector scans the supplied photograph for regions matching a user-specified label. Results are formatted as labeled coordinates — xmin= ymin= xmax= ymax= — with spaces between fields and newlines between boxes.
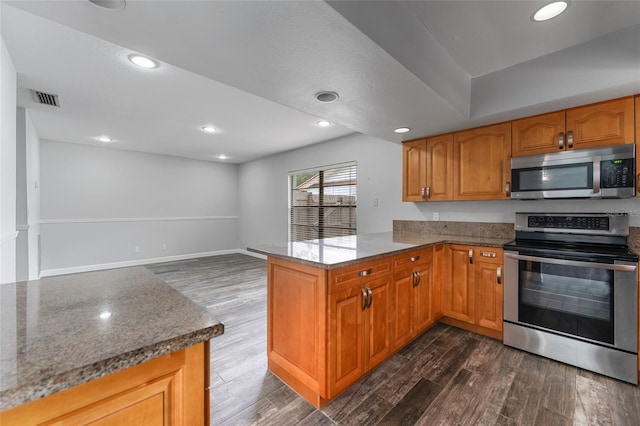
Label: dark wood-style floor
xmin=147 ymin=254 xmax=640 ymax=426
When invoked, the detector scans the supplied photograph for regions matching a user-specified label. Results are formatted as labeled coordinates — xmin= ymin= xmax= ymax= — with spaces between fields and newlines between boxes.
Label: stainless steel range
xmin=503 ymin=212 xmax=639 ymax=384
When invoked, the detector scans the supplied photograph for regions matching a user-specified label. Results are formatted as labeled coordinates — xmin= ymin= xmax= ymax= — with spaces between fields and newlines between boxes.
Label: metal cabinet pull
xmin=505 ymin=182 xmax=511 ymax=197
xmin=469 ymin=248 xmax=474 ymax=264
xmin=358 ymin=269 xmax=372 ymax=277
xmin=421 ymin=187 xmax=427 ymax=200
xmin=480 ymin=251 xmax=496 ymax=258
xmin=411 ymin=271 xmax=417 ymax=287
xmin=426 ymin=186 xmax=431 ymax=199
xmin=361 ymin=288 xmax=368 ymax=310
xmin=558 ymin=132 xmax=565 ymax=150
xmin=415 ymin=271 xmax=421 ymax=287
xmin=410 ymin=256 xmax=420 ymax=262
xmin=497 ymin=267 xmax=502 ymax=285
xmin=366 ymin=288 xmax=373 ymax=309
xmin=567 ymin=130 xmax=573 ymax=149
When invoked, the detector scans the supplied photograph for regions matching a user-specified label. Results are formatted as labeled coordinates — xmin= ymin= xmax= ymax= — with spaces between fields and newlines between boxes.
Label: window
xmin=289 ymin=162 xmax=357 ymax=242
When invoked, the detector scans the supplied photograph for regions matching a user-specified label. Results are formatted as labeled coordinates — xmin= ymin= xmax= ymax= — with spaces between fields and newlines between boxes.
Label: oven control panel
xmin=527 ymin=215 xmax=609 ymax=230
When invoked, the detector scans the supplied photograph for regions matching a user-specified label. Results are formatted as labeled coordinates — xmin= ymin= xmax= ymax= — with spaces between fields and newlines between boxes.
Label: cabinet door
xmin=432 ymin=244 xmax=445 ymax=319
xmin=426 ymin=134 xmax=454 ymax=200
xmin=512 ymin=111 xmax=565 ymax=157
xmin=328 ymin=286 xmax=366 ymax=397
xmin=566 ymin=96 xmax=635 ymax=150
xmin=413 ymin=261 xmax=433 ymax=334
xmin=391 ymin=271 xmax=414 ymax=349
xmin=444 ymin=245 xmax=474 ymax=323
xmin=453 ymin=123 xmax=511 ymax=200
xmin=365 ymin=278 xmax=393 ymax=371
xmin=402 ymin=139 xmax=427 ymax=201
xmin=474 ymin=260 xmax=503 ymax=332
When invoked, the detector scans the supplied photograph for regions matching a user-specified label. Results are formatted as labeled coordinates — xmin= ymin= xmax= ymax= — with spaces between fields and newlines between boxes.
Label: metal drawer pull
xmin=410 ymin=256 xmax=420 ymax=262
xmin=366 ymin=287 xmax=373 ymax=309
xmin=359 ymin=269 xmax=372 ymax=277
xmin=497 ymin=267 xmax=502 ymax=285
xmin=469 ymin=249 xmax=473 ymax=264
xmin=504 ymin=252 xmax=637 ymax=272
xmin=558 ymin=132 xmax=565 ymax=150
xmin=361 ymin=288 xmax=368 ymax=310
xmin=480 ymin=252 xmax=496 ymax=258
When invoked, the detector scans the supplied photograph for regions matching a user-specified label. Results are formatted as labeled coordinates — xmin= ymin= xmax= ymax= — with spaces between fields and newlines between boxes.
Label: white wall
xmin=0 ymin=36 xmax=17 ymax=284
xmin=238 ymin=133 xmax=418 ymax=248
xmin=25 ymin=110 xmax=40 ymax=279
xmin=40 ymin=141 xmax=239 ymax=275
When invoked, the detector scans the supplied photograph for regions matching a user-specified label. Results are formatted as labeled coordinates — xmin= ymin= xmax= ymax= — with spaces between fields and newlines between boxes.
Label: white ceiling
xmin=2 ymin=1 xmax=640 ymax=164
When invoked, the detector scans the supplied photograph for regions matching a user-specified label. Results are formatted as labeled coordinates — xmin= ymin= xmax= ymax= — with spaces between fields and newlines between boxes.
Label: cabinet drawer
xmin=393 ymin=247 xmax=433 ymax=270
xmin=329 ymin=258 xmax=393 ymax=294
xmin=473 ymin=247 xmax=503 ymax=264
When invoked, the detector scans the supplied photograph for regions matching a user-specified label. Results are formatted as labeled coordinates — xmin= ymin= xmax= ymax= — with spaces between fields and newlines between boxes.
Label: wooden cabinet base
xmin=0 ymin=342 xmax=209 ymax=426
xmin=439 ymin=316 xmax=503 ymax=340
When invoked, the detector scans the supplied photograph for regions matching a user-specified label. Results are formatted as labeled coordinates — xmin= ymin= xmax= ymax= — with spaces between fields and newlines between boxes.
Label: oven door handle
xmin=504 ymin=252 xmax=637 ymax=272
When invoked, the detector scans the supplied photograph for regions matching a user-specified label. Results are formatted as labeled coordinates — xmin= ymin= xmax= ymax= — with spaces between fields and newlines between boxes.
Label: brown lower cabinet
xmin=442 ymin=245 xmax=503 ymax=339
xmin=0 ymin=342 xmax=209 ymax=426
xmin=267 ymin=243 xmax=501 ymax=408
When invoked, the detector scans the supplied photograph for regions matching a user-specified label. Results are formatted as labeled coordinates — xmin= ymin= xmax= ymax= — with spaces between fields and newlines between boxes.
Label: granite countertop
xmin=0 ymin=266 xmax=224 ymax=412
xmin=248 ymin=231 xmax=512 ymax=269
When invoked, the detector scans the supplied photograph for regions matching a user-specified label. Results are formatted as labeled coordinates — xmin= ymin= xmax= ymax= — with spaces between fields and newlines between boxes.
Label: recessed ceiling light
xmin=315 ymin=91 xmax=339 ymax=103
xmin=96 ymin=135 xmax=114 ymax=143
xmin=88 ymin=0 xmax=126 ymax=10
xmin=394 ymin=127 xmax=411 ymax=134
xmin=99 ymin=311 xmax=112 ymax=319
xmin=532 ymin=1 xmax=568 ymax=22
xmin=316 ymin=120 xmax=332 ymax=127
xmin=128 ymin=54 xmax=158 ymax=69
xmin=201 ymin=125 xmax=219 ymax=133
xmin=216 ymin=154 xmax=229 ymax=160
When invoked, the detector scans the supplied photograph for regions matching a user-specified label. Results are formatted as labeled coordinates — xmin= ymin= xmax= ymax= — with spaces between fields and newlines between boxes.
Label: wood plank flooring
xmin=147 ymin=254 xmax=640 ymax=426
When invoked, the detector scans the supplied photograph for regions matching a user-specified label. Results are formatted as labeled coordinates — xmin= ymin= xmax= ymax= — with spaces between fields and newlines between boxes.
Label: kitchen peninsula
xmin=0 ymin=267 xmax=223 ymax=425
xmin=249 ymin=224 xmax=512 ymax=408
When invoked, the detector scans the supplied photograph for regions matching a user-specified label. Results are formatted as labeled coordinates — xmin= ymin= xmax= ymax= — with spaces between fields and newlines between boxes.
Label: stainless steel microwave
xmin=510 ymin=145 xmax=635 ymax=200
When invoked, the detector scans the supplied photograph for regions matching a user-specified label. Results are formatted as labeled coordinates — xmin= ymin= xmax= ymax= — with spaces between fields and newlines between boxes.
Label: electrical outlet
xmin=433 ymin=212 xmax=439 ymax=221
xmin=135 ymin=246 xmax=141 ymax=253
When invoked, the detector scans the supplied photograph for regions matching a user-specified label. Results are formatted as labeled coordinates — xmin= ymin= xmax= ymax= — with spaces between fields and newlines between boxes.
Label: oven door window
xmin=518 ymin=259 xmax=613 ymax=344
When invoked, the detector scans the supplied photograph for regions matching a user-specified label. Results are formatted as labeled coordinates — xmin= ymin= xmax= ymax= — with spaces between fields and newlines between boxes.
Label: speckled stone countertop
xmin=248 ymin=231 xmax=512 ymax=270
xmin=0 ymin=266 xmax=224 ymax=412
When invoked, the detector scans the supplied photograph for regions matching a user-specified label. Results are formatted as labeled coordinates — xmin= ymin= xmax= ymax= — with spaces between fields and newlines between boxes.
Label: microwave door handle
xmin=593 ymin=157 xmax=601 ymax=194
xmin=504 ymin=253 xmax=637 ymax=272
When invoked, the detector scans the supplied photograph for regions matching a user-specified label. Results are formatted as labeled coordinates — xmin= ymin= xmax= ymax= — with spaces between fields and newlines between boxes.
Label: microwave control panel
xmin=601 ymin=158 xmax=634 ymax=188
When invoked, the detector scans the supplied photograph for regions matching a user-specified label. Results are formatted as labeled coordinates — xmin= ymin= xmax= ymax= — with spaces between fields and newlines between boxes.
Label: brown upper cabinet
xmin=512 ymin=96 xmax=635 ymax=157
xmin=635 ymin=96 xmax=640 ymax=195
xmin=402 ymin=126 xmax=508 ymax=202
xmin=402 ymin=134 xmax=454 ymax=201
xmin=453 ymin=123 xmax=511 ymax=200
xmin=402 ymin=139 xmax=427 ymax=201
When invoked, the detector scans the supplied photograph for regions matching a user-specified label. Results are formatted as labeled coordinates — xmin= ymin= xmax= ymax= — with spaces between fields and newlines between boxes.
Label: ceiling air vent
xmin=31 ymin=90 xmax=60 ymax=107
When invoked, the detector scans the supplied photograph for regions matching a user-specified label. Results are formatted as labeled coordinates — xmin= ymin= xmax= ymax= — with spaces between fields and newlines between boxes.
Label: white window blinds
xmin=289 ymin=162 xmax=357 ymax=242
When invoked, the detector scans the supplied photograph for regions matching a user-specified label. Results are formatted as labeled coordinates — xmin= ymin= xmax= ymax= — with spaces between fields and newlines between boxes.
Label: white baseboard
xmin=39 ymin=249 xmax=264 ymax=278
xmin=239 ymin=249 xmax=267 ymax=260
